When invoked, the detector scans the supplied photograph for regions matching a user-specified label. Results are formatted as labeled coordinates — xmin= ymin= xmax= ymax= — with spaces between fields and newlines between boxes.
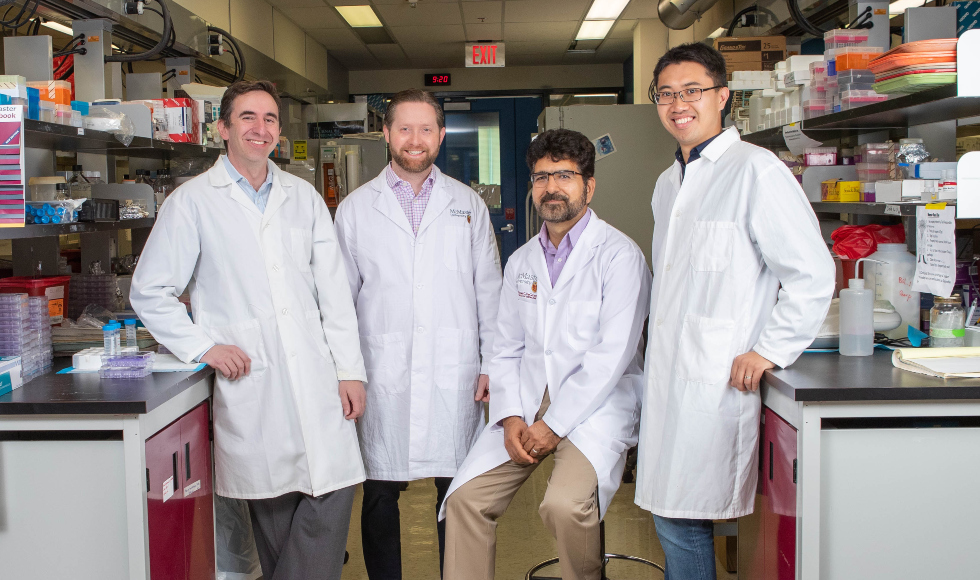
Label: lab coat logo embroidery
xmin=467 ymin=215 xmax=472 ymax=223
xmin=450 ymin=208 xmax=472 ymax=223
xmin=517 ymin=272 xmax=537 ymax=302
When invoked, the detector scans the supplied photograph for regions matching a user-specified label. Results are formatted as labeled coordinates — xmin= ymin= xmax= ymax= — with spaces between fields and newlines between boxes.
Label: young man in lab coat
xmin=130 ymin=80 xmax=367 ymax=580
xmin=334 ymin=88 xmax=502 ymax=580
xmin=441 ymin=129 xmax=652 ymax=580
xmin=636 ymin=43 xmax=835 ymax=579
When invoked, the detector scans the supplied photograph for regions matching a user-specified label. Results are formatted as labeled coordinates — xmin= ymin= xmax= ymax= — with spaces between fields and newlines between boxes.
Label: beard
xmin=391 ymin=147 xmax=439 ymax=174
xmin=535 ymin=190 xmax=587 ymax=223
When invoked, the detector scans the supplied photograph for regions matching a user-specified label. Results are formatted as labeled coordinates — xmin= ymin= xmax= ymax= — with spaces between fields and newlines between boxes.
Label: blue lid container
xmin=70 ymin=100 xmax=89 ymax=116
xmin=26 ymin=87 xmax=39 ymax=120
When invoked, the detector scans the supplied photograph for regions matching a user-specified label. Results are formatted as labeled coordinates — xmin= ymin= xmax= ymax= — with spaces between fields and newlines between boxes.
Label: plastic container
xmin=824 ymin=28 xmax=869 ymax=50
xmin=856 ymin=162 xmax=890 ymax=182
xmin=856 ymin=143 xmax=892 ymax=164
xmin=930 ymin=295 xmax=965 ymax=347
xmin=837 ymin=69 xmax=876 ymax=85
xmin=103 ymin=323 xmax=115 ymax=355
xmin=840 ymin=277 xmax=874 ymax=356
xmin=100 ymin=366 xmax=153 ymax=379
xmin=803 ymin=103 xmax=830 ymax=119
xmin=835 ymin=47 xmax=884 ymax=71
xmin=101 ymin=351 xmax=154 ymax=368
xmin=862 ymin=244 xmax=919 ymax=339
xmin=0 ymin=276 xmax=71 ymax=325
xmin=841 ymin=90 xmax=888 ymax=110
xmin=805 ymin=147 xmax=838 ymax=166
xmin=125 ymin=319 xmax=137 ymax=349
xmin=860 ymin=181 xmax=876 ymax=201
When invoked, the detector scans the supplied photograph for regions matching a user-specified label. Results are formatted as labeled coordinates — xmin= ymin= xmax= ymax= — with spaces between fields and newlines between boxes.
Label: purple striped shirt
xmin=386 ymin=163 xmax=438 ymax=235
xmin=538 ymin=209 xmax=592 ymax=286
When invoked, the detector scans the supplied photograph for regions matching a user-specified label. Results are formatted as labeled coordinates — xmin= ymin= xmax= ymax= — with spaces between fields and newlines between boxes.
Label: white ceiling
xmin=268 ymin=0 xmax=645 ymax=71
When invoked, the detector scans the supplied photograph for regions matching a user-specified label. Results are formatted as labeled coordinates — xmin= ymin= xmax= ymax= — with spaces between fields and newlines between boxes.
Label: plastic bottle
xmin=940 ymin=169 xmax=957 ymax=200
xmin=103 ymin=323 xmax=115 ymax=354
xmin=125 ymin=319 xmax=137 ymax=349
xmin=840 ymin=268 xmax=874 ymax=356
xmin=112 ymin=322 xmax=122 ymax=354
xmin=863 ymin=243 xmax=919 ymax=339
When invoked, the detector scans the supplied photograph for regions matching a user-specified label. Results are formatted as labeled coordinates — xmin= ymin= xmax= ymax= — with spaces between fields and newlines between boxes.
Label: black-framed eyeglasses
xmin=650 ymin=85 xmax=725 ymax=105
xmin=530 ymin=170 xmax=583 ymax=188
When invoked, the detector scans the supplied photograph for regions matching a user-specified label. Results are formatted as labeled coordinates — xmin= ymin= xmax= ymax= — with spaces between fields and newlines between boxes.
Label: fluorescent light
xmin=585 ymin=0 xmax=631 ymax=20
xmin=889 ymin=0 xmax=927 ymax=14
xmin=576 ymin=20 xmax=615 ymax=40
xmin=41 ymin=21 xmax=74 ymax=35
xmin=708 ymin=26 xmax=727 ymax=39
xmin=336 ymin=5 xmax=383 ymax=28
xmin=573 ymin=93 xmax=619 ymax=97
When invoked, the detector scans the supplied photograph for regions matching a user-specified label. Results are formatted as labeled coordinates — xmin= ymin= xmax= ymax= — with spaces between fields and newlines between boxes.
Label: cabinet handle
xmin=185 ymin=442 xmax=191 ymax=479
xmin=768 ymin=441 xmax=773 ymax=481
xmin=172 ymin=452 xmax=178 ymax=488
xmin=146 ymin=468 xmax=150 ymax=493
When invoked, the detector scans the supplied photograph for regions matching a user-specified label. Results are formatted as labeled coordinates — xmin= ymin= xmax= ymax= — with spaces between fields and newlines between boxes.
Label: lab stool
xmin=524 ymin=519 xmax=665 ymax=580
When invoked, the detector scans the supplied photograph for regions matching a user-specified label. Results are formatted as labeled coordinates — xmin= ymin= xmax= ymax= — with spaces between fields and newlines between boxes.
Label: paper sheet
xmin=782 ymin=123 xmax=821 ymax=156
xmin=911 ymin=357 xmax=980 ymax=375
xmin=912 ymin=204 xmax=956 ymax=297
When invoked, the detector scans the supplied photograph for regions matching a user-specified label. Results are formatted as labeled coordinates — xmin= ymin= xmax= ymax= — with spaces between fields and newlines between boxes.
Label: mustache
xmin=540 ymin=193 xmax=568 ymax=203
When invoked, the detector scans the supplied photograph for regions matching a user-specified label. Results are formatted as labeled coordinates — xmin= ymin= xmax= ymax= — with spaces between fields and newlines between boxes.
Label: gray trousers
xmin=247 ymin=485 xmax=356 ymax=580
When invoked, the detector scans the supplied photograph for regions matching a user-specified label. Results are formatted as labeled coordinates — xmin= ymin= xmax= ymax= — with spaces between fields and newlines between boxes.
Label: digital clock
xmin=425 ymin=73 xmax=451 ymax=87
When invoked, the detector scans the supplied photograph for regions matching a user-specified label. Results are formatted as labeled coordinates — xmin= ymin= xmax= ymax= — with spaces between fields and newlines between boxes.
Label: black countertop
xmin=764 ymin=349 xmax=980 ymax=402
xmin=0 ymin=365 xmax=214 ymax=415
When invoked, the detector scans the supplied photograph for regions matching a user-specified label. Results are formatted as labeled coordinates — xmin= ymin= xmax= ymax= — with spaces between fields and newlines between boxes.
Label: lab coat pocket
xmin=207 ymin=319 xmax=268 ymax=409
xmin=676 ymin=314 xmax=736 ymax=385
xmin=435 ymin=327 xmax=481 ymax=391
xmin=290 ymin=228 xmax=313 ymax=272
xmin=361 ymin=333 xmax=408 ymax=394
xmin=690 ymin=221 xmax=735 ymax=272
xmin=443 ymin=226 xmax=473 ymax=274
xmin=566 ymin=300 xmax=601 ymax=351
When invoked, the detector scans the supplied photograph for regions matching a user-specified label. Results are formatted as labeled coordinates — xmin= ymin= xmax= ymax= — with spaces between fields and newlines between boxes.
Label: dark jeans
xmin=361 ymin=477 xmax=453 ymax=580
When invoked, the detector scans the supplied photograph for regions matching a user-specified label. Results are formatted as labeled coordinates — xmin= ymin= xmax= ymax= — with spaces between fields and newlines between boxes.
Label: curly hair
xmin=526 ymin=129 xmax=595 ymax=181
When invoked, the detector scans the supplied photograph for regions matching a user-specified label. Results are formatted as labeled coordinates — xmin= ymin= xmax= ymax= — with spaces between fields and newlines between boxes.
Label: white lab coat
xmin=131 ymin=157 xmax=367 ymax=500
xmin=635 ymin=127 xmax=835 ymax=519
xmin=334 ymin=169 xmax=502 ymax=481
xmin=441 ymin=213 xmax=651 ymax=519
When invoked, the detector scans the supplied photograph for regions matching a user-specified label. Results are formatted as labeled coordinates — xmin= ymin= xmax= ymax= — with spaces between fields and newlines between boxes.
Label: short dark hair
xmin=526 ymin=129 xmax=595 ymax=181
xmin=652 ymin=42 xmax=727 ymax=91
xmin=384 ymin=88 xmax=444 ymax=129
xmin=219 ymin=80 xmax=282 ymax=126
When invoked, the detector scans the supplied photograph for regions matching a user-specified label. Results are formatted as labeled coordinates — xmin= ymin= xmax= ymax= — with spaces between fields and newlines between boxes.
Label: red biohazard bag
xmin=830 ymin=224 xmax=905 ymax=259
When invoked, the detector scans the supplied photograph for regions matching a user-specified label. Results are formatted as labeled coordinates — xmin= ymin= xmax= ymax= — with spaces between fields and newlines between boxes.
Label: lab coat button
xmin=665 ymin=264 xmax=671 ymax=271
xmin=273 ymin=264 xmax=280 ymax=272
xmin=548 ymin=299 xmax=556 ymax=305
xmin=656 ymin=318 xmax=663 ymax=327
xmin=281 ymin=308 xmax=288 ymax=315
xmin=545 ymin=349 xmax=552 ymax=355
xmin=417 ymin=327 xmax=424 ymax=334
xmin=417 ymin=284 xmax=423 ymax=289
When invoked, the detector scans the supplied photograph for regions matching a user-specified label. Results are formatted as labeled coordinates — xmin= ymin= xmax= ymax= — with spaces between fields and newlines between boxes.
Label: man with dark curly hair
xmin=440 ymin=128 xmax=652 ymax=580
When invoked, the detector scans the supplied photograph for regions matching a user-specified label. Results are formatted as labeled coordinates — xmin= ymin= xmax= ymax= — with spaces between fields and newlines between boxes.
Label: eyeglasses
xmin=530 ymin=170 xmax=582 ymax=188
xmin=650 ymin=85 xmax=725 ymax=105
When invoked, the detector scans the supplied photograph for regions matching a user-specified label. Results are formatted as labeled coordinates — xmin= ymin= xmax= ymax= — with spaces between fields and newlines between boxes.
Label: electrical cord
xmin=53 ymin=33 xmax=86 ymax=58
xmin=845 ymin=6 xmax=873 ymax=29
xmin=207 ymin=25 xmax=245 ymax=82
xmin=142 ymin=6 xmax=176 ymax=50
xmin=106 ymin=0 xmax=172 ymax=62
xmin=0 ymin=0 xmax=39 ymax=29
xmin=726 ymin=5 xmax=761 ymax=37
xmin=785 ymin=0 xmax=826 ymax=38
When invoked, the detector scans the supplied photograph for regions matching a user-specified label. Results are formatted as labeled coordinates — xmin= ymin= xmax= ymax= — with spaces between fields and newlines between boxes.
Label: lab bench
xmin=0 ymin=365 xmax=216 ymax=580
xmin=743 ymin=350 xmax=980 ymax=580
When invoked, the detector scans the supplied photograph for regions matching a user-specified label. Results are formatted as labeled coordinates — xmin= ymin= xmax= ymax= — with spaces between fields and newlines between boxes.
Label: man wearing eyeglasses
xmin=440 ymin=129 xmax=651 ymax=580
xmin=634 ymin=43 xmax=834 ymax=579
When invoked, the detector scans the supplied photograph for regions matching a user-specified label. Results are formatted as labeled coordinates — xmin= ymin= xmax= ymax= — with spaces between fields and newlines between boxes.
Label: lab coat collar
xmin=416 ymin=172 xmax=451 ymax=237
xmin=550 ymin=210 xmax=606 ymax=293
xmin=699 ymin=126 xmax=741 ymax=163
xmin=207 ymin=156 xmax=292 ymax=223
xmin=367 ymin=171 xmax=416 ymax=238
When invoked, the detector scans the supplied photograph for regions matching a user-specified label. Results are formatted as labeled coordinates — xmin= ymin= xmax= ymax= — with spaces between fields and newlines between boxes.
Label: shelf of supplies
xmin=0 ymin=218 xmax=155 ymax=240
xmin=24 ymin=120 xmax=224 ymax=160
xmin=811 ymin=201 xmax=954 ymax=216
xmin=741 ymin=126 xmax=787 ymax=148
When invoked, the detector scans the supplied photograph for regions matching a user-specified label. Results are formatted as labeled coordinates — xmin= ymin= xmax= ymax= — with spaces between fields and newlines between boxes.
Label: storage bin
xmin=841 ymin=90 xmax=888 ymax=110
xmin=856 ymin=162 xmax=890 ymax=182
xmin=824 ymin=29 xmax=870 ymax=50
xmin=805 ymin=147 xmax=838 ymax=166
xmin=0 ymin=276 xmax=71 ymax=325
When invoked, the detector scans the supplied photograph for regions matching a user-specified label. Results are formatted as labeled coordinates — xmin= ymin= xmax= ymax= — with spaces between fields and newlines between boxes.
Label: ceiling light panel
xmin=576 ymin=20 xmax=615 ymax=40
xmin=888 ymin=0 xmax=928 ymax=14
xmin=336 ymin=5 xmax=384 ymax=28
xmin=585 ymin=0 xmax=632 ymax=21
xmin=41 ymin=21 xmax=74 ymax=35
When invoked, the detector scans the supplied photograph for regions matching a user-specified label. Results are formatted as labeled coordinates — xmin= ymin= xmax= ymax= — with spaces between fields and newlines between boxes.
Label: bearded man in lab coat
xmin=334 ymin=88 xmax=502 ymax=580
xmin=636 ymin=43 xmax=835 ymax=579
xmin=131 ymin=80 xmax=367 ymax=580
xmin=441 ymin=128 xmax=652 ymax=580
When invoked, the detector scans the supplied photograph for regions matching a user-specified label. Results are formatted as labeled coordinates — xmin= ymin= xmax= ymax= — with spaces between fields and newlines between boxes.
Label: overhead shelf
xmin=25 ymin=119 xmax=224 ymax=160
xmin=811 ymin=201 xmax=954 ymax=216
xmin=0 ymin=218 xmax=155 ymax=240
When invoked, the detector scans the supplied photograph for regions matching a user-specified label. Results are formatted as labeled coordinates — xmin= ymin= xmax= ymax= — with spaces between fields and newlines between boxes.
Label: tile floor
xmin=340 ymin=457 xmax=737 ymax=579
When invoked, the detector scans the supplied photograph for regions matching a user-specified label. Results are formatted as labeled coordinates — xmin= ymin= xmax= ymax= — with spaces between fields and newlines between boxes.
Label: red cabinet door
xmin=146 ymin=418 xmax=187 ymax=580
xmin=179 ymin=402 xmax=216 ymax=580
xmin=763 ymin=408 xmax=798 ymax=580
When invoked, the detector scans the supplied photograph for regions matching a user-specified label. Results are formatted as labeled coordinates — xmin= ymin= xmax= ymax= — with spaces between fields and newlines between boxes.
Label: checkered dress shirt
xmin=386 ymin=163 xmax=438 ymax=235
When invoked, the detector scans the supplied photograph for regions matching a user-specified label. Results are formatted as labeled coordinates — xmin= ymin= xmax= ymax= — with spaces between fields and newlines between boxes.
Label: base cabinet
xmin=146 ymin=401 xmax=215 ymax=580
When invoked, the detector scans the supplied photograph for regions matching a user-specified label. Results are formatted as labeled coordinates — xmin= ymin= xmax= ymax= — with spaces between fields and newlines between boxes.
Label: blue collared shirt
xmin=222 ymin=155 xmax=274 ymax=213
xmin=675 ymin=132 xmax=723 ymax=181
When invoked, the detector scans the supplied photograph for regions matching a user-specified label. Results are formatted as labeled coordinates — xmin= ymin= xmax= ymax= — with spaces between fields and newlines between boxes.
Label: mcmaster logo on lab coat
xmin=517 ymin=272 xmax=537 ymax=300
xmin=450 ymin=208 xmax=472 ymax=223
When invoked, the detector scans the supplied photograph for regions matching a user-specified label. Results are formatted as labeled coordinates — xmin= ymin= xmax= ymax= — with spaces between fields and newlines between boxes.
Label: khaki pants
xmin=443 ymin=390 xmax=601 ymax=580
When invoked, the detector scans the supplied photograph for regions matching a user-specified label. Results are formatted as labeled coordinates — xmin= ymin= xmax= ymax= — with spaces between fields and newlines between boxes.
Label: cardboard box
xmin=875 ymin=180 xmax=902 ymax=202
xmin=162 ymin=98 xmax=200 ymax=143
xmin=838 ymin=181 xmax=862 ymax=202
xmin=715 ymin=36 xmax=786 ymax=73
xmin=0 ymin=356 xmax=23 ymax=397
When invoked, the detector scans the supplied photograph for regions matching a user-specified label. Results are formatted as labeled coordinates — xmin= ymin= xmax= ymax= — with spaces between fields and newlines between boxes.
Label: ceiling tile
xmin=400 ymin=43 xmax=464 ymax=68
xmin=506 ymin=52 xmax=564 ymax=65
xmin=597 ymin=37 xmax=633 ymax=59
xmin=462 ymin=1 xmax=502 ymax=23
xmin=390 ymin=24 xmax=466 ymax=44
xmin=621 ymin=0 xmax=659 ymax=19
xmin=328 ymin=44 xmax=382 ymax=69
xmin=504 ymin=20 xmax=578 ymax=41
xmin=374 ymin=2 xmax=463 ymax=26
xmin=367 ymin=44 xmax=412 ymax=66
xmin=561 ymin=51 xmax=600 ymax=64
xmin=465 ymin=22 xmax=503 ymax=41
xmin=267 ymin=0 xmax=327 ymax=7
xmin=306 ymin=26 xmax=363 ymax=50
xmin=503 ymin=40 xmax=570 ymax=54
xmin=368 ymin=0 xmax=457 ymax=4
xmin=280 ymin=6 xmax=346 ymax=28
xmin=610 ymin=19 xmax=637 ymax=38
xmin=504 ymin=0 xmax=590 ymax=23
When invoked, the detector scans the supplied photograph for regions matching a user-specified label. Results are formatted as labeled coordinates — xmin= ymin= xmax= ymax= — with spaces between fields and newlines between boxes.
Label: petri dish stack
xmin=28 ymin=296 xmax=53 ymax=376
xmin=100 ymin=351 xmax=155 ymax=379
xmin=68 ymin=274 xmax=119 ymax=320
xmin=0 ymin=294 xmax=52 ymax=382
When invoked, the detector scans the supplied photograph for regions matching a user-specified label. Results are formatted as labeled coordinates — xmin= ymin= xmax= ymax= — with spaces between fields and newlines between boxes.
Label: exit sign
xmin=466 ymin=43 xmax=505 ymax=68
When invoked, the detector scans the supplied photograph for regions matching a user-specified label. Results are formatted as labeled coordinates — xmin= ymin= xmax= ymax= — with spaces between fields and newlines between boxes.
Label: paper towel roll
xmin=346 ymin=147 xmax=361 ymax=192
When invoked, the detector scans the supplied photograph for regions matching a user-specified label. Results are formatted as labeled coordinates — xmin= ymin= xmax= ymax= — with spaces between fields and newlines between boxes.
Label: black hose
xmin=106 ymin=0 xmax=173 ymax=62
xmin=727 ymin=5 xmax=761 ymax=36
xmin=0 ymin=0 xmax=39 ymax=28
xmin=207 ymin=25 xmax=246 ymax=82
xmin=785 ymin=0 xmax=826 ymax=38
